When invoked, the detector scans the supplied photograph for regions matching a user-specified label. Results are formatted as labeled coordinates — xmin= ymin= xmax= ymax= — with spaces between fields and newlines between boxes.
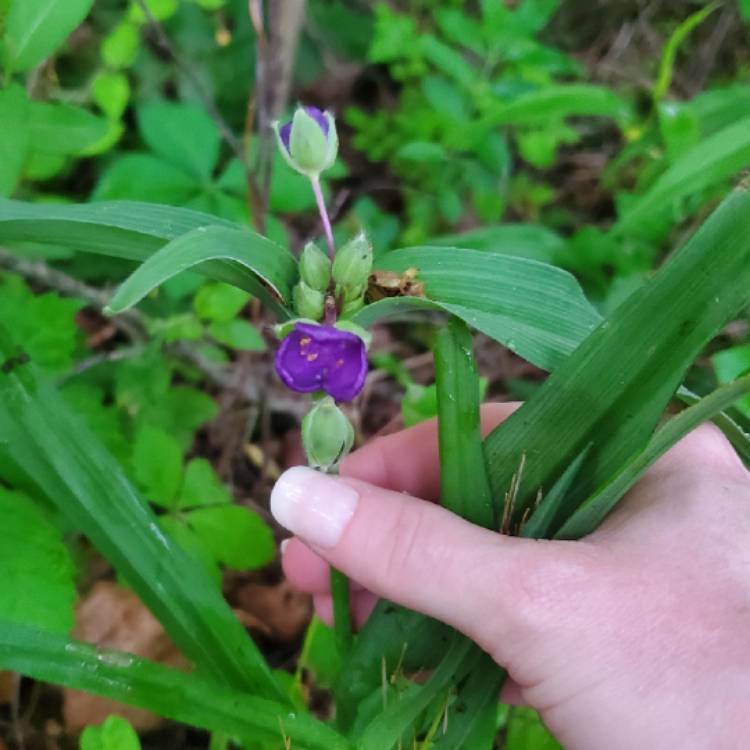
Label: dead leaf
xmin=367 ymin=268 xmax=425 ymax=302
xmin=236 ymin=580 xmax=311 ymax=642
xmin=64 ymin=581 xmax=186 ymax=732
xmin=0 ymin=671 xmax=15 ymax=704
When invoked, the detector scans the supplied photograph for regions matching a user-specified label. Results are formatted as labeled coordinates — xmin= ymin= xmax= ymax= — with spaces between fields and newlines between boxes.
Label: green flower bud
xmin=340 ymin=295 xmax=365 ymax=318
xmin=332 ymin=233 xmax=373 ymax=293
xmin=299 ymin=242 xmax=331 ymax=292
xmin=274 ymin=106 xmax=338 ymax=178
xmin=302 ymin=396 xmax=355 ymax=470
xmin=293 ymin=281 xmax=325 ymax=321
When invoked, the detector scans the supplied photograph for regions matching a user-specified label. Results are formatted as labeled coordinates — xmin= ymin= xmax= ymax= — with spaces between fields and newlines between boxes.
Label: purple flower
xmin=275 ymin=323 xmax=368 ymax=402
xmin=279 ymin=106 xmax=329 ymax=153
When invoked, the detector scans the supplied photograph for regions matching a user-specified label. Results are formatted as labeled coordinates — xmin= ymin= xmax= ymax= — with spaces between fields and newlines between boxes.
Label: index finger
xmin=341 ymin=401 xmax=520 ymax=502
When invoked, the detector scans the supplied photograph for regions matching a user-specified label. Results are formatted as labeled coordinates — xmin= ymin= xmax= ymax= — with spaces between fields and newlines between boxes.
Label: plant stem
xmin=330 ymin=566 xmax=353 ymax=656
xmin=311 ymin=176 xmax=336 ymax=259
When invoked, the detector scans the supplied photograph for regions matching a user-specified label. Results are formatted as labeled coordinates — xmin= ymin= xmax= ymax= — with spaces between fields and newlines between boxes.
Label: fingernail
xmin=271 ymin=466 xmax=359 ymax=549
xmin=280 ymin=539 xmax=291 ymax=555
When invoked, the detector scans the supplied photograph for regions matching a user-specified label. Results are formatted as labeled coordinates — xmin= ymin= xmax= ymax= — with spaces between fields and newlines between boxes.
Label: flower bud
xmin=274 ymin=105 xmax=338 ymax=178
xmin=293 ymin=281 xmax=325 ymax=321
xmin=299 ymin=242 xmax=331 ymax=292
xmin=302 ymin=396 xmax=355 ymax=470
xmin=333 ymin=233 xmax=373 ymax=293
xmin=340 ymin=295 xmax=365 ymax=318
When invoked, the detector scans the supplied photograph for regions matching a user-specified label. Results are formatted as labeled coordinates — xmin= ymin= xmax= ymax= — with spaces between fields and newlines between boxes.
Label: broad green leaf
xmin=208 ymin=318 xmax=265 ymax=350
xmin=194 ymin=282 xmax=251 ymax=323
xmin=0 ymin=331 xmax=284 ymax=699
xmin=131 ymin=426 xmax=183 ymax=509
xmin=298 ymin=616 xmax=341 ymax=690
xmin=0 ymin=489 xmax=76 ymax=633
xmin=484 ymin=188 xmax=750 ymax=529
xmin=101 ymin=21 xmax=140 ymax=69
xmin=105 ymin=225 xmax=296 ymax=318
xmin=401 ymin=383 xmax=438 ymax=427
xmin=80 ymin=715 xmax=141 ymax=750
xmin=137 ymin=100 xmax=220 ymax=180
xmin=483 ymin=85 xmax=631 ymax=127
xmin=0 ymin=200 xmax=297 ymax=318
xmin=92 ymin=72 xmax=131 ymax=120
xmin=93 ymin=154 xmax=199 ymax=204
xmin=558 ymin=374 xmax=750 ymax=539
xmin=177 ymin=458 xmax=232 ymax=509
xmin=619 ymin=117 xmax=750 ymax=229
xmin=158 ymin=515 xmax=220 ymax=583
xmin=5 ymin=0 xmax=94 ymax=71
xmin=370 ymin=247 xmax=601 ymax=371
xmin=0 ymin=84 xmax=29 ymax=195
xmin=395 ymin=141 xmax=448 ymax=163
xmin=0 ymin=622 xmax=352 ymax=750
xmin=186 ymin=505 xmax=276 ymax=570
xmin=28 ymin=101 xmax=108 ymax=156
xmin=741 ymin=0 xmax=750 ymax=21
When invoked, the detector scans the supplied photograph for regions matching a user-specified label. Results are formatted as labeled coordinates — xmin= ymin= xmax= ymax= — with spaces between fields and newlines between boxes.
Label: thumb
xmin=270 ymin=466 xmax=577 ymax=656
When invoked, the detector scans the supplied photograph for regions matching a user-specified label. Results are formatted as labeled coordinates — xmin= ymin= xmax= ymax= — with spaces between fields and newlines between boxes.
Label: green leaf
xmin=298 ymin=616 xmax=341 ymax=690
xmin=429 ymin=224 xmax=564 ymax=263
xmin=0 ymin=200 xmax=297 ymax=319
xmin=402 ymin=384 xmax=438 ymax=427
xmin=713 ymin=344 xmax=750 ymax=417
xmin=137 ymin=100 xmax=220 ymax=180
xmin=4 ymin=0 xmax=94 ymax=71
xmin=0 ymin=489 xmax=76 ymax=633
xmin=92 ymin=72 xmax=131 ymax=120
xmin=158 ymin=515 xmax=220 ymax=584
xmin=101 ymin=21 xmax=140 ymax=69
xmin=194 ymin=282 xmax=251 ymax=323
xmin=131 ymin=426 xmax=183 ymax=509
xmin=558 ymin=374 xmax=750 ymax=539
xmin=0 ymin=84 xmax=29 ymax=196
xmin=369 ymin=247 xmax=601 ymax=371
xmin=80 ymin=715 xmax=141 ymax=750
xmin=28 ymin=101 xmax=108 ymax=156
xmin=620 ymin=117 xmax=750 ymax=230
xmin=0 ymin=333 xmax=285 ymax=699
xmin=93 ymin=154 xmax=199 ymax=204
xmin=505 ymin=707 xmax=562 ymax=750
xmin=208 ymin=318 xmax=265 ymax=351
xmin=395 ymin=141 xmax=448 ymax=163
xmin=186 ymin=505 xmax=276 ymax=570
xmin=483 ymin=188 xmax=750 ymax=530
xmin=105 ymin=225 xmax=296 ymax=318
xmin=483 ymin=84 xmax=632 ymax=127
xmin=653 ymin=2 xmax=720 ymax=102
xmin=177 ymin=458 xmax=232 ymax=509
xmin=0 ymin=622 xmax=352 ymax=750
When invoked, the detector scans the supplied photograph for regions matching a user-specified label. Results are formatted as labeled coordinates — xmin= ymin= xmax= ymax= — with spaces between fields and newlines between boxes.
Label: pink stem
xmin=311 ymin=177 xmax=336 ymax=259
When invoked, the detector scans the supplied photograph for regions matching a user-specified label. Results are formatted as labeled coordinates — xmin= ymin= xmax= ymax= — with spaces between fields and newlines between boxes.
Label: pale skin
xmin=273 ymin=403 xmax=750 ymax=749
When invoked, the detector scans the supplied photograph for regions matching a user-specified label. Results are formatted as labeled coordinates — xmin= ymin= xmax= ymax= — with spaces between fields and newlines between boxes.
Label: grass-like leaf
xmin=484 ymin=187 xmax=750 ymax=528
xmin=0 ymin=621 xmax=351 ymax=750
xmin=0 ymin=199 xmax=297 ymax=318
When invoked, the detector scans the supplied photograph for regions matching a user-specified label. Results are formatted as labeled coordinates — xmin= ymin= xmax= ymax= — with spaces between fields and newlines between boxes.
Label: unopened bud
xmin=302 ymin=396 xmax=355 ymax=470
xmin=274 ymin=105 xmax=338 ymax=178
xmin=293 ymin=281 xmax=325 ymax=321
xmin=299 ymin=242 xmax=331 ymax=292
xmin=332 ymin=234 xmax=373 ymax=292
xmin=340 ymin=295 xmax=365 ymax=318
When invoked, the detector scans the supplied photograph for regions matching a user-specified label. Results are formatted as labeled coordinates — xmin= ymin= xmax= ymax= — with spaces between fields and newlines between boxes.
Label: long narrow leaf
xmin=0 ymin=329 xmax=284 ymax=700
xmin=484 ymin=187 xmax=750 ymax=527
xmin=0 ymin=200 xmax=297 ymax=318
xmin=0 ymin=621 xmax=350 ymax=750
xmin=373 ymin=247 xmax=601 ymax=371
xmin=557 ymin=374 xmax=750 ymax=539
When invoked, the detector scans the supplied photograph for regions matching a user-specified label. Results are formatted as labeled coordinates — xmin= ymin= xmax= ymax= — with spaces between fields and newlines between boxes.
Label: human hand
xmin=271 ymin=404 xmax=750 ymax=750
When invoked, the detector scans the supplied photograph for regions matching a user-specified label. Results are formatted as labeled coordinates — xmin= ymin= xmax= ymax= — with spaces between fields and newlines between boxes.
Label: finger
xmin=282 ymin=537 xmax=365 ymax=594
xmin=341 ymin=402 xmax=520 ymax=501
xmin=270 ymin=466 xmax=585 ymax=658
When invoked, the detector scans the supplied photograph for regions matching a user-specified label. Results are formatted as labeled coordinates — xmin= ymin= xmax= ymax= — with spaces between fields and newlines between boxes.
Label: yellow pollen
xmin=335 ymin=359 xmax=344 ymax=368
xmin=300 ymin=337 xmax=312 ymax=346
xmin=306 ymin=353 xmax=319 ymax=362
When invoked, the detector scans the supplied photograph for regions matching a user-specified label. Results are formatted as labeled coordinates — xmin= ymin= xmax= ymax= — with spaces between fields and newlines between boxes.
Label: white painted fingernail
xmin=271 ymin=466 xmax=359 ymax=549
xmin=280 ymin=538 xmax=291 ymax=555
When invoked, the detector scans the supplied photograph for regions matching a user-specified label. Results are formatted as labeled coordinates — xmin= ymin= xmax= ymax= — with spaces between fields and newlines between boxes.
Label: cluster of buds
xmin=273 ymin=105 xmax=377 ymax=470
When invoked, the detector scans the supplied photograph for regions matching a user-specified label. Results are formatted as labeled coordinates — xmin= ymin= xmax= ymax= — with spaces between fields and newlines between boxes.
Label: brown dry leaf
xmin=64 ymin=581 xmax=186 ymax=732
xmin=0 ymin=671 xmax=15 ymax=704
xmin=236 ymin=580 xmax=311 ymax=642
